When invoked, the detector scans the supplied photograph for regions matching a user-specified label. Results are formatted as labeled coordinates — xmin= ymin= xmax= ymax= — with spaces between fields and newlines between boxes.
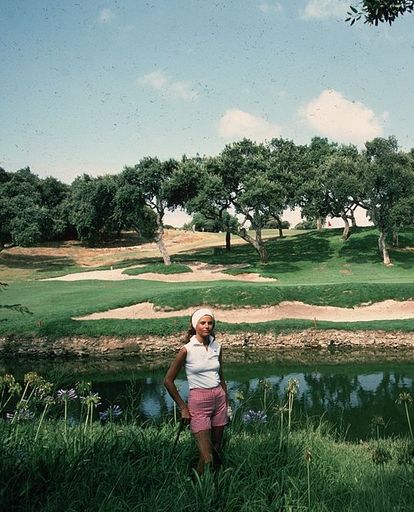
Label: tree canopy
xmin=347 ymin=1 xmax=414 ymax=25
xmin=2 ymin=133 xmax=414 ymax=266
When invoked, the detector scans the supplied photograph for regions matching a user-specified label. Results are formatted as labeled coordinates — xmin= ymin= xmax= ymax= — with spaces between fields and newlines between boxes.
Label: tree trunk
xmin=316 ymin=217 xmax=323 ymax=230
xmin=154 ymin=210 xmax=171 ymax=265
xmin=378 ymin=230 xmax=392 ymax=266
xmin=238 ymin=228 xmax=268 ymax=263
xmin=341 ymin=214 xmax=350 ymax=240
xmin=225 ymin=229 xmax=231 ymax=251
xmin=350 ymin=209 xmax=357 ymax=228
xmin=155 ymin=233 xmax=171 ymax=265
xmin=392 ymin=231 xmax=399 ymax=247
xmin=277 ymin=220 xmax=283 ymax=238
xmin=257 ymin=242 xmax=268 ymax=263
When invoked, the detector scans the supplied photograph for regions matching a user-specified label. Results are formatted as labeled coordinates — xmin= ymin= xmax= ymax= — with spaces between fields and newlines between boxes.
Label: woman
xmin=164 ymin=308 xmax=228 ymax=475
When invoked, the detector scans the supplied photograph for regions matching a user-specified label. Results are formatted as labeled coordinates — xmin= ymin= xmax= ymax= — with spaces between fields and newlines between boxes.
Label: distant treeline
xmin=1 ymin=135 xmax=413 ymax=265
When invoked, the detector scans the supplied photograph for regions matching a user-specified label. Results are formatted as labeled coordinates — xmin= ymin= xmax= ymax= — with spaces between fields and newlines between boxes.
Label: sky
xmin=1 ymin=0 xmax=414 ymax=227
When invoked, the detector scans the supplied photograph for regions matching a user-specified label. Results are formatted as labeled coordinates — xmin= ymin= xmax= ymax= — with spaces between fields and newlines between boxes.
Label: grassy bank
xmin=2 ymin=415 xmax=414 ymax=511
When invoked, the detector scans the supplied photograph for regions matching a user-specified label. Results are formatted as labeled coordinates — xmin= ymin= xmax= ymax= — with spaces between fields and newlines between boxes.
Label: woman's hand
xmin=180 ymin=405 xmax=191 ymax=424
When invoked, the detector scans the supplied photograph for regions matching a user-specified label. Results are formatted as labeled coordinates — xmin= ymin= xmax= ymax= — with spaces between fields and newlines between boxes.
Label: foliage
xmin=67 ymin=174 xmax=120 ymax=245
xmin=0 ymin=168 xmax=73 ymax=247
xmin=347 ymin=1 xmax=414 ymax=25
xmin=294 ymin=219 xmax=318 ymax=230
xmin=362 ymin=137 xmax=414 ymax=265
xmin=295 ymin=137 xmax=338 ymax=229
xmin=120 ymin=157 xmax=179 ymax=264
xmin=263 ymin=219 xmax=290 ymax=229
xmin=3 ymin=133 xmax=414 ymax=265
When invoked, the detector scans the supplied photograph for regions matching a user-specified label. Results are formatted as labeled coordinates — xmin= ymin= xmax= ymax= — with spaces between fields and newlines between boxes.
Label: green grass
xmin=195 ymin=227 xmax=414 ymax=285
xmin=1 ymin=278 xmax=414 ymax=338
xmin=1 ymin=227 xmax=414 ymax=337
xmin=122 ymin=262 xmax=192 ymax=275
xmin=1 ymin=418 xmax=414 ymax=511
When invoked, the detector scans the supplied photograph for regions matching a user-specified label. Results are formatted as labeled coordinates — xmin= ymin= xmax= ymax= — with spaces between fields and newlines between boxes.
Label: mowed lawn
xmin=1 ymin=227 xmax=414 ymax=337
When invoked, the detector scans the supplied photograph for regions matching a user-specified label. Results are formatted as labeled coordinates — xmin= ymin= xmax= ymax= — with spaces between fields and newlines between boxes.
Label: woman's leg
xmin=193 ymin=429 xmax=213 ymax=475
xmin=211 ymin=425 xmax=225 ymax=470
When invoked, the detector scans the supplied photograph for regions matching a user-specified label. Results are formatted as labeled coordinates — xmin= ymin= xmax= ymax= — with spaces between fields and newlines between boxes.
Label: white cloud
xmin=257 ymin=2 xmax=283 ymax=14
xmin=98 ymin=8 xmax=114 ymax=24
xmin=141 ymin=71 xmax=168 ymax=91
xmin=168 ymin=81 xmax=198 ymax=102
xmin=300 ymin=89 xmax=386 ymax=145
xmin=218 ymin=109 xmax=282 ymax=141
xmin=300 ymin=0 xmax=348 ymax=20
xmin=139 ymin=71 xmax=198 ymax=101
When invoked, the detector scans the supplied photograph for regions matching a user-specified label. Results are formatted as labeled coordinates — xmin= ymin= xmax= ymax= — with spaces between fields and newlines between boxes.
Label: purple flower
xmin=6 ymin=408 xmax=35 ymax=422
xmin=56 ymin=388 xmax=78 ymax=401
xmin=80 ymin=392 xmax=101 ymax=407
xmin=99 ymin=405 xmax=122 ymax=422
xmin=242 ymin=409 xmax=267 ymax=424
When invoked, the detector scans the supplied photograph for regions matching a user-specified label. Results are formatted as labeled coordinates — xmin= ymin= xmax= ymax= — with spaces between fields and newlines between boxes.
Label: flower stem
xmin=405 ymin=402 xmax=414 ymax=441
xmin=34 ymin=403 xmax=49 ymax=442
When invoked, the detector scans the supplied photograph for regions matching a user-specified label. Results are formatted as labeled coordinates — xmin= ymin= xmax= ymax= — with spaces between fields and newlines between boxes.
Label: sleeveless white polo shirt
xmin=184 ymin=335 xmax=221 ymax=389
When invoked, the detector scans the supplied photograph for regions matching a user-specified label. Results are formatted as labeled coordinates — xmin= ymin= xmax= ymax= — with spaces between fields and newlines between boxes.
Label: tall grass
xmin=2 ymin=417 xmax=414 ymax=511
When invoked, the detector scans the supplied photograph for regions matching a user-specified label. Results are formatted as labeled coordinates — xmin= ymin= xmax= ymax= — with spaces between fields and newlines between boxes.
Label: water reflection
xmin=2 ymin=351 xmax=414 ymax=439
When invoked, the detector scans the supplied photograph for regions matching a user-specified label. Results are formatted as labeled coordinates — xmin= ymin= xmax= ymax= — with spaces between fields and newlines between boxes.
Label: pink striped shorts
xmin=188 ymin=385 xmax=227 ymax=433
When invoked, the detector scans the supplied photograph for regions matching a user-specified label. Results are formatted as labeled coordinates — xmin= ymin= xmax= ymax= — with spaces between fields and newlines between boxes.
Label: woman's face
xmin=195 ymin=315 xmax=214 ymax=338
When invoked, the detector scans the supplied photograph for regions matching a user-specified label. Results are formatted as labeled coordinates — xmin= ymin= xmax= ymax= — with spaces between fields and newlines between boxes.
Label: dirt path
xmin=75 ymin=299 xmax=414 ymax=323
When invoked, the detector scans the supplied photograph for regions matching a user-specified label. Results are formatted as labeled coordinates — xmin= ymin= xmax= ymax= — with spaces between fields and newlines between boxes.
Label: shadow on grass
xmin=0 ymin=253 xmax=77 ymax=272
xmin=339 ymin=227 xmax=414 ymax=268
xmin=174 ymin=231 xmax=334 ymax=276
xmin=339 ymin=233 xmax=381 ymax=264
xmin=388 ymin=248 xmax=414 ymax=269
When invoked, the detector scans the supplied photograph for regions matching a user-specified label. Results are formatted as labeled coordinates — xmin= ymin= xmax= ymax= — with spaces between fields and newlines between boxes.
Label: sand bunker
xmin=47 ymin=262 xmax=414 ymax=323
xmin=44 ymin=262 xmax=276 ymax=283
xmin=75 ymin=299 xmax=414 ymax=323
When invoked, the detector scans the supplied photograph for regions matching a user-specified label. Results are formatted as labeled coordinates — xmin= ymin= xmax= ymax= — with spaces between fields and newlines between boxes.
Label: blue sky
xmin=1 ymin=0 xmax=414 ymax=225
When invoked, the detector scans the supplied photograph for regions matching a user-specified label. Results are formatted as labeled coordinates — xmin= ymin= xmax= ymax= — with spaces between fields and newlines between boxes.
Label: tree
xmin=39 ymin=176 xmax=71 ymax=241
xmin=219 ymin=139 xmax=287 ymax=263
xmin=267 ymin=138 xmax=308 ymax=237
xmin=113 ymin=177 xmax=157 ymax=240
xmin=120 ymin=158 xmax=178 ymax=265
xmin=0 ymin=167 xmax=45 ymax=247
xmin=67 ymin=174 xmax=119 ymax=245
xmin=295 ymin=138 xmax=338 ymax=230
xmin=362 ymin=136 xmax=414 ymax=265
xmin=189 ymin=211 xmax=239 ymax=249
xmin=0 ymin=168 xmax=71 ymax=246
xmin=347 ymin=1 xmax=414 ymax=25
xmin=168 ymin=155 xmax=238 ymax=251
xmin=319 ymin=145 xmax=364 ymax=240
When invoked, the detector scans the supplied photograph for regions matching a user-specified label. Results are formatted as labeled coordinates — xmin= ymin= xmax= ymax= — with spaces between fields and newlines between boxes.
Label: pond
xmin=2 ymin=348 xmax=414 ymax=440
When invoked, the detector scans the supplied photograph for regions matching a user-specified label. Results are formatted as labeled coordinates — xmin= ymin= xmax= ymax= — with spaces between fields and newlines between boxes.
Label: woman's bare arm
xmin=219 ymin=350 xmax=228 ymax=405
xmin=164 ymin=347 xmax=190 ymax=421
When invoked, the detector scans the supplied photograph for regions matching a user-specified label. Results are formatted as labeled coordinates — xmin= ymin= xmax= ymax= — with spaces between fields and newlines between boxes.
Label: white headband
xmin=191 ymin=308 xmax=215 ymax=329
